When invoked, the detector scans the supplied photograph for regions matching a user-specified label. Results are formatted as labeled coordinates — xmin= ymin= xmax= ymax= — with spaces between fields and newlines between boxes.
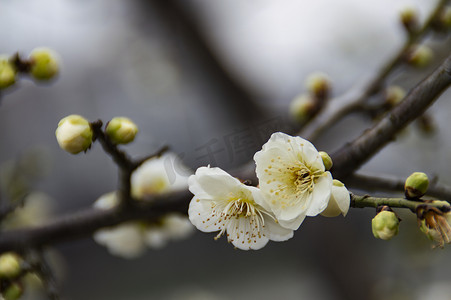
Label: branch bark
xmin=331 ymin=53 xmax=451 ymax=179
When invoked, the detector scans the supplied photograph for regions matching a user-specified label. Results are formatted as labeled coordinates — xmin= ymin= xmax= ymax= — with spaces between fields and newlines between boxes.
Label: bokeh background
xmin=1 ymin=0 xmax=451 ymax=299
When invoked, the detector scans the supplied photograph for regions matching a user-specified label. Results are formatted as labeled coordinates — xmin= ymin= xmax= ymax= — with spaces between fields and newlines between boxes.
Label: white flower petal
xmin=188 ymin=198 xmax=223 ymax=233
xmin=143 ymin=227 xmax=168 ymax=249
xmin=227 ymin=217 xmax=269 ymax=250
xmin=321 ymin=182 xmax=350 ymax=217
xmin=93 ymin=191 xmax=119 ymax=210
xmin=188 ymin=166 xmax=242 ymax=199
xmin=305 ymin=172 xmax=333 ymax=217
xmin=93 ymin=223 xmax=146 ymax=259
xmin=262 ymin=216 xmax=294 ymax=241
xmin=278 ymin=213 xmax=307 ymax=230
xmin=161 ymin=213 xmax=195 ymax=240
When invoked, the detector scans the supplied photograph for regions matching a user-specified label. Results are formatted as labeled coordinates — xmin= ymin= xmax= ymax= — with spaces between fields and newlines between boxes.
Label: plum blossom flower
xmin=321 ymin=180 xmax=350 ymax=217
xmin=131 ymin=152 xmax=190 ymax=200
xmin=254 ymin=132 xmax=333 ymax=230
xmin=188 ymin=166 xmax=293 ymax=250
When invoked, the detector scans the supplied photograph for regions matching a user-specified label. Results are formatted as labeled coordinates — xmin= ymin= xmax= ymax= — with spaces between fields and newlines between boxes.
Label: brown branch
xmin=331 ymin=53 xmax=451 ymax=179
xmin=0 ymin=190 xmax=191 ymax=253
xmin=346 ymin=173 xmax=451 ymax=200
xmin=299 ymin=0 xmax=448 ymax=141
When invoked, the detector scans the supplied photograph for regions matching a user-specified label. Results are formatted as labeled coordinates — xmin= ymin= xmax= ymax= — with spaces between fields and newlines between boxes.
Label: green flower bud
xmin=289 ymin=95 xmax=315 ymax=123
xmin=400 ymin=7 xmax=419 ymax=33
xmin=440 ymin=7 xmax=451 ymax=28
xmin=0 ymin=56 xmax=17 ymax=89
xmin=385 ymin=85 xmax=406 ymax=107
xmin=305 ymin=72 xmax=331 ymax=98
xmin=55 ymin=115 xmax=93 ymax=154
xmin=29 ymin=48 xmax=59 ymax=80
xmin=404 ymin=172 xmax=429 ymax=199
xmin=372 ymin=210 xmax=399 ymax=240
xmin=105 ymin=117 xmax=138 ymax=145
xmin=319 ymin=151 xmax=333 ymax=171
xmin=407 ymin=45 xmax=433 ymax=68
xmin=3 ymin=282 xmax=23 ymax=300
xmin=0 ymin=253 xmax=21 ymax=279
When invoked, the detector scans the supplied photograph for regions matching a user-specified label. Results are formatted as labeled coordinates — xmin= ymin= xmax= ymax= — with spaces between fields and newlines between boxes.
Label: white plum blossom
xmin=131 ymin=152 xmax=190 ymax=200
xmin=93 ymin=192 xmax=193 ymax=258
xmin=144 ymin=213 xmax=195 ymax=249
xmin=94 ymin=222 xmax=147 ymax=259
xmin=254 ymin=132 xmax=333 ymax=230
xmin=321 ymin=180 xmax=350 ymax=217
xmin=188 ymin=166 xmax=293 ymax=250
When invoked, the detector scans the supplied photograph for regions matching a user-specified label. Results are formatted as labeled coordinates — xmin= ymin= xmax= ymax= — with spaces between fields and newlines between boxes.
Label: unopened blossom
xmin=29 ymin=47 xmax=59 ymax=80
xmin=131 ymin=153 xmax=190 ymax=200
xmin=188 ymin=166 xmax=293 ymax=250
xmin=55 ymin=115 xmax=93 ymax=154
xmin=254 ymin=132 xmax=332 ymax=230
xmin=105 ymin=117 xmax=138 ymax=145
xmin=372 ymin=210 xmax=399 ymax=240
xmin=321 ymin=180 xmax=350 ymax=217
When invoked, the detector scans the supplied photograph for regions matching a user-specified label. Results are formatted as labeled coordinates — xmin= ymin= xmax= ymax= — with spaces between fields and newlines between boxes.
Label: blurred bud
xmin=0 ymin=56 xmax=17 ymax=89
xmin=289 ymin=95 xmax=316 ymax=123
xmin=3 ymin=282 xmax=23 ymax=300
xmin=319 ymin=151 xmax=333 ymax=171
xmin=372 ymin=209 xmax=400 ymax=240
xmin=55 ymin=114 xmax=93 ymax=154
xmin=385 ymin=85 xmax=406 ymax=107
xmin=416 ymin=114 xmax=436 ymax=135
xmin=400 ymin=7 xmax=419 ymax=34
xmin=105 ymin=117 xmax=138 ymax=145
xmin=321 ymin=180 xmax=350 ymax=217
xmin=405 ymin=172 xmax=429 ymax=199
xmin=0 ymin=253 xmax=21 ymax=279
xmin=29 ymin=48 xmax=59 ymax=80
xmin=305 ymin=72 xmax=331 ymax=98
xmin=407 ymin=45 xmax=434 ymax=68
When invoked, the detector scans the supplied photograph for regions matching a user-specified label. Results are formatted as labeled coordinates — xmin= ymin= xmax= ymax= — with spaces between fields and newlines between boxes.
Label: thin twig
xmin=299 ymin=0 xmax=448 ymax=141
xmin=331 ymin=52 xmax=451 ymax=179
xmin=346 ymin=173 xmax=451 ymax=200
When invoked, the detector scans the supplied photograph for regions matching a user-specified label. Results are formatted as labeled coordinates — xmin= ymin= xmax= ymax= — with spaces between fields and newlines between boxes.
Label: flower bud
xmin=440 ymin=7 xmax=451 ymax=28
xmin=319 ymin=151 xmax=333 ymax=171
xmin=385 ymin=85 xmax=406 ymax=107
xmin=3 ymin=282 xmax=23 ymax=300
xmin=372 ymin=210 xmax=399 ymax=240
xmin=407 ymin=45 xmax=433 ymax=68
xmin=305 ymin=72 xmax=331 ymax=98
xmin=29 ymin=48 xmax=59 ymax=80
xmin=405 ymin=172 xmax=429 ymax=199
xmin=321 ymin=180 xmax=350 ymax=217
xmin=289 ymin=95 xmax=316 ymax=123
xmin=55 ymin=115 xmax=93 ymax=154
xmin=0 ymin=56 xmax=17 ymax=89
xmin=400 ymin=7 xmax=419 ymax=33
xmin=105 ymin=117 xmax=138 ymax=145
xmin=0 ymin=253 xmax=21 ymax=279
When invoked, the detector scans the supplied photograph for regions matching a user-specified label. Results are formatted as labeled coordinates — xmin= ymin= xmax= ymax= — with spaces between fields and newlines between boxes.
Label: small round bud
xmin=29 ymin=48 xmax=59 ymax=80
xmin=372 ymin=210 xmax=399 ymax=240
xmin=0 ymin=253 xmax=21 ymax=279
xmin=405 ymin=172 xmax=429 ymax=199
xmin=400 ymin=7 xmax=419 ymax=33
xmin=321 ymin=180 xmax=350 ymax=217
xmin=305 ymin=72 xmax=331 ymax=98
xmin=319 ymin=151 xmax=333 ymax=171
xmin=105 ymin=117 xmax=138 ymax=145
xmin=0 ymin=56 xmax=17 ymax=89
xmin=385 ymin=85 xmax=406 ymax=107
xmin=407 ymin=45 xmax=433 ymax=68
xmin=3 ymin=282 xmax=23 ymax=300
xmin=289 ymin=95 xmax=316 ymax=123
xmin=55 ymin=115 xmax=93 ymax=154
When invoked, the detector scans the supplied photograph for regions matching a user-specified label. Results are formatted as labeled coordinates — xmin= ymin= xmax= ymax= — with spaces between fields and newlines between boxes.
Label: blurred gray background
xmin=1 ymin=0 xmax=451 ymax=299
